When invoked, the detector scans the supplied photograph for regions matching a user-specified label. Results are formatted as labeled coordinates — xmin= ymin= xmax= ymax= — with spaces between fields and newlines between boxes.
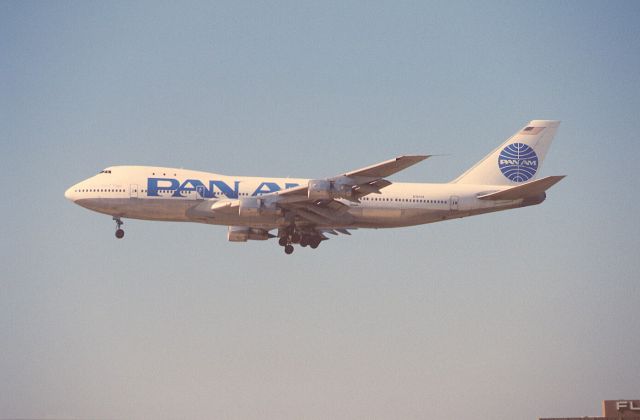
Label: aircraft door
xmin=449 ymin=195 xmax=459 ymax=211
xmin=196 ymin=185 xmax=205 ymax=200
xmin=130 ymin=184 xmax=139 ymax=198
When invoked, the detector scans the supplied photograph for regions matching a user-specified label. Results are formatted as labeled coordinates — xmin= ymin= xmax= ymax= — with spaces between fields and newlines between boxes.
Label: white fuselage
xmin=64 ymin=165 xmax=539 ymax=230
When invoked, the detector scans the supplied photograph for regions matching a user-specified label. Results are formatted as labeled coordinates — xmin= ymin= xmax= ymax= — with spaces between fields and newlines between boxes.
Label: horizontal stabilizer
xmin=478 ymin=175 xmax=566 ymax=200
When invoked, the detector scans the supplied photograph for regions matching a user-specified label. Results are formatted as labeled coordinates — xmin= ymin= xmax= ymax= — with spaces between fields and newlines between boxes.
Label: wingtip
xmin=397 ymin=154 xmax=430 ymax=161
xmin=529 ymin=119 xmax=561 ymax=127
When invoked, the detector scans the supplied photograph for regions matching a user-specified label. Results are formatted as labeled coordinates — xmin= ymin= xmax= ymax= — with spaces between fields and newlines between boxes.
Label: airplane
xmin=64 ymin=120 xmax=565 ymax=254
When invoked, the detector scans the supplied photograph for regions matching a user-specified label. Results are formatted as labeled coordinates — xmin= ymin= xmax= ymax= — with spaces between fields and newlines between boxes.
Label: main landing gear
xmin=113 ymin=216 xmax=124 ymax=239
xmin=284 ymin=244 xmax=294 ymax=255
xmin=278 ymin=228 xmax=323 ymax=255
xmin=278 ymin=237 xmax=295 ymax=255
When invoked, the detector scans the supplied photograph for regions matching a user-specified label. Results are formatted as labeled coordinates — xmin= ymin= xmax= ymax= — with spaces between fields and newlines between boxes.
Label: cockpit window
xmin=99 ymin=169 xmax=112 ymax=174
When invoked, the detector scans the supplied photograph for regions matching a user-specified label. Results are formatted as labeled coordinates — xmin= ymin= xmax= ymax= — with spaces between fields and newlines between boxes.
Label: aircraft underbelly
xmin=76 ymin=197 xmax=516 ymax=230
xmin=76 ymin=198 xmax=193 ymax=221
xmin=350 ymin=207 xmax=450 ymax=228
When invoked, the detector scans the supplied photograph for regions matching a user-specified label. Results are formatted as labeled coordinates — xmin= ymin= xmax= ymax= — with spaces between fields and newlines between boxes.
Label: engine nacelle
xmin=307 ymin=179 xmax=352 ymax=200
xmin=227 ymin=226 xmax=271 ymax=242
xmin=238 ymin=197 xmax=280 ymax=217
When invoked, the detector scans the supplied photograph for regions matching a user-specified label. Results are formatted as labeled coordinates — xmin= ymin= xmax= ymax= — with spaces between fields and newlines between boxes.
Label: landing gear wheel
xmin=284 ymin=244 xmax=294 ymax=255
xmin=113 ymin=216 xmax=125 ymax=239
xmin=278 ymin=236 xmax=288 ymax=247
xmin=310 ymin=238 xmax=320 ymax=249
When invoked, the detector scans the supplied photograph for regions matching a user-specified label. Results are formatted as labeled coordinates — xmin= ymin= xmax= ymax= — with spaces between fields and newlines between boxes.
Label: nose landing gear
xmin=113 ymin=216 xmax=124 ymax=239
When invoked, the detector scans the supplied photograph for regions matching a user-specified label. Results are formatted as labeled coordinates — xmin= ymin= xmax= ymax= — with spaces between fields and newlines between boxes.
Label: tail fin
xmin=453 ymin=120 xmax=560 ymax=185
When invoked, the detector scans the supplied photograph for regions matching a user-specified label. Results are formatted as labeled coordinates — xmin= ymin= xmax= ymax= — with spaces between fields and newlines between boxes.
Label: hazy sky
xmin=1 ymin=1 xmax=639 ymax=419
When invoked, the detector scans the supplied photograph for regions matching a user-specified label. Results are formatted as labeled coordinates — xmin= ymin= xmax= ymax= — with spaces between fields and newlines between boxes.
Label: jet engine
xmin=238 ymin=197 xmax=280 ymax=217
xmin=307 ymin=179 xmax=353 ymax=200
xmin=227 ymin=226 xmax=273 ymax=242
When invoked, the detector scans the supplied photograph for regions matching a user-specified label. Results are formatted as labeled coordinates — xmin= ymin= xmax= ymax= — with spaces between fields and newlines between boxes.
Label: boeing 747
xmin=65 ymin=120 xmax=565 ymax=254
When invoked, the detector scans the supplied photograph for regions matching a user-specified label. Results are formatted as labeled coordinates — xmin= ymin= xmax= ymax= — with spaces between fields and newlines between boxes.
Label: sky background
xmin=1 ymin=1 xmax=639 ymax=419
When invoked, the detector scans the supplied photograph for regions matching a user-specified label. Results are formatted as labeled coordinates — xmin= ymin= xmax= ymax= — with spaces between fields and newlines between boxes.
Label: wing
xmin=343 ymin=155 xmax=431 ymax=180
xmin=271 ymin=155 xmax=429 ymax=204
xmin=199 ymin=155 xmax=430 ymax=245
xmin=262 ymin=155 xmax=430 ymax=231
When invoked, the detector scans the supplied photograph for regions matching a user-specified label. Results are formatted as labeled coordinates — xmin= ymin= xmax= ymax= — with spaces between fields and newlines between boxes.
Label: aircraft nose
xmin=64 ymin=185 xmax=76 ymax=202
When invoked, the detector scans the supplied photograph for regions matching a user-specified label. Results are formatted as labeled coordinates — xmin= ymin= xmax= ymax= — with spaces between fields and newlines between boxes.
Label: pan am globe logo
xmin=498 ymin=143 xmax=538 ymax=182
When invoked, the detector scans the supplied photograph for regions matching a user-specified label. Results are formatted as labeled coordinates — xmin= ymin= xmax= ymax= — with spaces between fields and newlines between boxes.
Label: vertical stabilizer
xmin=453 ymin=120 xmax=560 ymax=185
